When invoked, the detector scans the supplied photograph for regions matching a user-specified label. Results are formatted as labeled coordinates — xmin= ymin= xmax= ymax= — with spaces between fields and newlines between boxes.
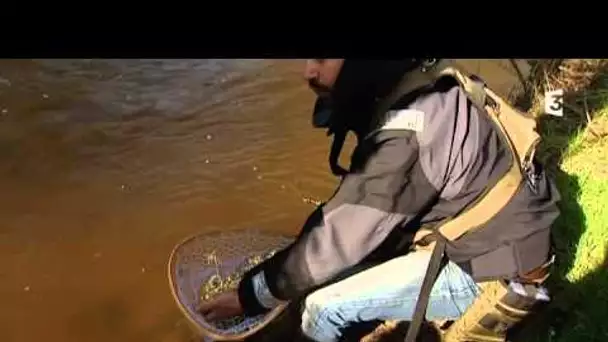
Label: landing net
xmin=168 ymin=229 xmax=293 ymax=341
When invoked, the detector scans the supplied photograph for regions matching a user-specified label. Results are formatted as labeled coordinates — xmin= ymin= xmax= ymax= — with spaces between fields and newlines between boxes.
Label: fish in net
xmin=168 ymin=229 xmax=294 ymax=341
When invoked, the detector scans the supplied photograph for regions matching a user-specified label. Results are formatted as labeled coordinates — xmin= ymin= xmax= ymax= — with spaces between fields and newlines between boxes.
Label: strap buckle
xmin=421 ymin=59 xmax=439 ymax=72
xmin=518 ymin=255 xmax=555 ymax=284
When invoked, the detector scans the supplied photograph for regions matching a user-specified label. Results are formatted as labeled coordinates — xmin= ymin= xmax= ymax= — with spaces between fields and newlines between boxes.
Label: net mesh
xmin=168 ymin=229 xmax=293 ymax=339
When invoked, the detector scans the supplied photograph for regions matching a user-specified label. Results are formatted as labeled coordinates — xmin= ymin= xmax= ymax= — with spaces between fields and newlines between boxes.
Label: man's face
xmin=304 ymin=59 xmax=344 ymax=98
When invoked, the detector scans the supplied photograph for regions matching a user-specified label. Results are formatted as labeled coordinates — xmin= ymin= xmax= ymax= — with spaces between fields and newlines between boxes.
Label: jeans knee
xmin=303 ymin=292 xmax=333 ymax=324
xmin=301 ymin=292 xmax=347 ymax=341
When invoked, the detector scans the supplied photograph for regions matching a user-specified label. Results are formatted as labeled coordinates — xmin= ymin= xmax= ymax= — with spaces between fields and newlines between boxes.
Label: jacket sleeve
xmin=237 ymin=129 xmax=440 ymax=316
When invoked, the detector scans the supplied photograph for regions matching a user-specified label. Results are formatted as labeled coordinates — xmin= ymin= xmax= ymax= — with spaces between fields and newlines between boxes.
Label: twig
xmin=562 ymin=102 xmax=586 ymax=118
xmin=543 ymin=69 xmax=552 ymax=92
xmin=583 ymin=91 xmax=601 ymax=138
xmin=583 ymin=91 xmax=592 ymax=124
xmin=570 ymin=90 xmax=608 ymax=101
xmin=510 ymin=59 xmax=528 ymax=92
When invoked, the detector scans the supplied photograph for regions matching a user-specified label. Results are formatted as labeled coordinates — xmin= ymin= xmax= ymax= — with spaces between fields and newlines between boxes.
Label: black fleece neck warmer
xmin=331 ymin=60 xmax=421 ymax=135
xmin=312 ymin=59 xmax=422 ymax=176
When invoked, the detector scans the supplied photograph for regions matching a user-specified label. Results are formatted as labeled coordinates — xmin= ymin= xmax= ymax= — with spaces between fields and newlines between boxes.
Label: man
xmin=198 ymin=59 xmax=561 ymax=341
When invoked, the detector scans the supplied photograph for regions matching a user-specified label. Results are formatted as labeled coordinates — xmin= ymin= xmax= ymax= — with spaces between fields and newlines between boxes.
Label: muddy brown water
xmin=0 ymin=59 xmax=528 ymax=342
xmin=0 ymin=59 xmax=343 ymax=342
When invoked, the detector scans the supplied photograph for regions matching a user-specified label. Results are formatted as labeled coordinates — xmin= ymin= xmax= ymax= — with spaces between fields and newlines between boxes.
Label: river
xmin=0 ymin=59 xmax=342 ymax=342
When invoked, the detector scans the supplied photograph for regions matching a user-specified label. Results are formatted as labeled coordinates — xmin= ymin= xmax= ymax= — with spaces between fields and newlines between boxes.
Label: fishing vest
xmin=371 ymin=59 xmax=553 ymax=342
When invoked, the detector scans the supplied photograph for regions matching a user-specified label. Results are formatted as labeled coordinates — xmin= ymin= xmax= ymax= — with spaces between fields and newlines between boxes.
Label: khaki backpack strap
xmin=485 ymin=87 xmax=541 ymax=168
xmin=437 ymin=101 xmax=523 ymax=241
xmin=440 ymin=66 xmax=541 ymax=170
xmin=410 ymin=68 xmax=541 ymax=243
xmin=438 ymin=71 xmax=541 ymax=241
xmin=437 ymin=67 xmax=487 ymax=110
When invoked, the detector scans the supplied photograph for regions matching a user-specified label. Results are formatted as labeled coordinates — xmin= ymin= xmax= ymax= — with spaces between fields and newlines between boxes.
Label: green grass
xmin=561 ymin=128 xmax=608 ymax=283
xmin=513 ymin=68 xmax=608 ymax=342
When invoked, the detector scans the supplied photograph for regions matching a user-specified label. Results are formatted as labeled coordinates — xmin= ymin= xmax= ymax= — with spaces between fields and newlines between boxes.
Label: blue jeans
xmin=300 ymin=250 xmax=481 ymax=342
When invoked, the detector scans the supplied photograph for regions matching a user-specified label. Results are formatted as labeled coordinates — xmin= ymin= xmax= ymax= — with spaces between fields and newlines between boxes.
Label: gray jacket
xmin=238 ymin=80 xmax=561 ymax=315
